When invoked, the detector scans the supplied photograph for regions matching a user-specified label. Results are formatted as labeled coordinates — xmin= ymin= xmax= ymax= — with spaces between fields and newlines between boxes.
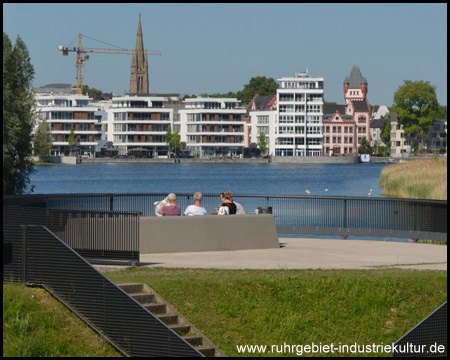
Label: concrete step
xmin=118 ymin=283 xmax=145 ymax=294
xmin=157 ymin=313 xmax=179 ymax=325
xmin=144 ymin=303 xmax=167 ymax=314
xmin=118 ymin=283 xmax=226 ymax=357
xmin=197 ymin=346 xmax=217 ymax=357
xmin=169 ymin=323 xmax=192 ymax=336
xmin=183 ymin=335 xmax=204 ymax=347
xmin=130 ymin=293 xmax=156 ymax=305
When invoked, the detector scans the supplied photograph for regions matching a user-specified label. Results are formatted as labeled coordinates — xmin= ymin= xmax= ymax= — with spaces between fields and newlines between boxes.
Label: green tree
xmin=237 ymin=76 xmax=279 ymax=103
xmin=72 ymin=84 xmax=102 ymax=96
xmin=68 ymin=125 xmax=77 ymax=154
xmin=3 ymin=33 xmax=36 ymax=194
xmin=258 ymin=132 xmax=268 ymax=156
xmin=390 ymin=80 xmax=439 ymax=150
xmin=380 ymin=114 xmax=391 ymax=147
xmin=33 ymin=120 xmax=53 ymax=158
xmin=436 ymin=104 xmax=447 ymax=120
xmin=165 ymin=125 xmax=180 ymax=155
xmin=358 ymin=137 xmax=371 ymax=154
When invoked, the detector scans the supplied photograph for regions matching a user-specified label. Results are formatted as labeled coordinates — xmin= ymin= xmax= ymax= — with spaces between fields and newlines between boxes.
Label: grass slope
xmin=104 ymin=267 xmax=447 ymax=357
xmin=3 ymin=283 xmax=121 ymax=357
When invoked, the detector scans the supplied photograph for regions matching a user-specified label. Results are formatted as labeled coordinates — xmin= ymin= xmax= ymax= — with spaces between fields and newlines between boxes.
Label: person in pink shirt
xmin=157 ymin=193 xmax=181 ymax=216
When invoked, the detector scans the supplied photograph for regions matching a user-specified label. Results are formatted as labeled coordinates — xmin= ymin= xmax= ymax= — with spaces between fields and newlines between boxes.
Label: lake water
xmin=30 ymin=162 xmax=389 ymax=197
xmin=29 ymin=162 xmax=411 ymax=242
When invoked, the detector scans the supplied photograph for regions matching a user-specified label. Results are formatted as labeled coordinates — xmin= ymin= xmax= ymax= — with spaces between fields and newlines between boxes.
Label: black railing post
xmin=21 ymin=225 xmax=28 ymax=284
xmin=342 ymin=198 xmax=348 ymax=239
xmin=109 ymin=195 xmax=114 ymax=212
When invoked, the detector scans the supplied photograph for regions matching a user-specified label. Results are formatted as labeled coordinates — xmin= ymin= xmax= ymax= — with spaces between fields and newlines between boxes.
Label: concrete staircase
xmin=118 ymin=283 xmax=226 ymax=357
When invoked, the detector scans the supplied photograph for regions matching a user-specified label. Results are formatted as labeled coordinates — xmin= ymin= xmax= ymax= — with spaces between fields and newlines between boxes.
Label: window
xmin=295 ymin=115 xmax=305 ymax=123
xmin=280 ymin=105 xmax=294 ymax=113
xmin=275 ymin=138 xmax=293 ymax=145
xmin=279 ymin=115 xmax=294 ymax=124
xmin=257 ymin=115 xmax=269 ymax=124
xmin=279 ymin=93 xmax=294 ymax=102
xmin=279 ymin=126 xmax=294 ymax=134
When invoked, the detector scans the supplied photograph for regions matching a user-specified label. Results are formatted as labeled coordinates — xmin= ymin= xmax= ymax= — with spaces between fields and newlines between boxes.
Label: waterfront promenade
xmin=94 ymin=237 xmax=447 ymax=272
xmin=81 ymin=156 xmax=360 ymax=165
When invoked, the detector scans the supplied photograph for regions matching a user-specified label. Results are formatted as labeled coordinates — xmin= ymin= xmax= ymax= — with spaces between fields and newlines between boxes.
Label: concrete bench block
xmin=139 ymin=214 xmax=279 ymax=254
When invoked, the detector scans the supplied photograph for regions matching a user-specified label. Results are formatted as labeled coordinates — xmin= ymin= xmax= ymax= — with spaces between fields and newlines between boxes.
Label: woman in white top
xmin=184 ymin=192 xmax=207 ymax=216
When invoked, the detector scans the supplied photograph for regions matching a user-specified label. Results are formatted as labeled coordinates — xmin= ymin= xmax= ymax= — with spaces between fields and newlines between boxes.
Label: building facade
xmin=34 ymin=84 xmax=106 ymax=156
xmin=274 ymin=69 xmax=324 ymax=156
xmin=391 ymin=111 xmax=447 ymax=157
xmin=106 ymin=95 xmax=173 ymax=157
xmin=323 ymin=65 xmax=371 ymax=156
xmin=179 ymin=98 xmax=247 ymax=158
xmin=246 ymin=94 xmax=277 ymax=155
xmin=425 ymin=119 xmax=447 ymax=154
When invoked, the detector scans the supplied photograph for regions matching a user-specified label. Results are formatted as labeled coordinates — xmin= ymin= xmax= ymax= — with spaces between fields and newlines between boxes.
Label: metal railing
xmin=4 ymin=193 xmax=447 ymax=241
xmin=3 ymin=224 xmax=203 ymax=357
xmin=391 ymin=301 xmax=447 ymax=357
xmin=3 ymin=205 xmax=140 ymax=262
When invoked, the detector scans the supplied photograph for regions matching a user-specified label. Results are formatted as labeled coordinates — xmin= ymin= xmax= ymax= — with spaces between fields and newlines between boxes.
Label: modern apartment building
xmin=424 ymin=119 xmax=447 ymax=154
xmin=391 ymin=112 xmax=447 ymax=157
xmin=246 ymin=95 xmax=277 ymax=155
xmin=179 ymin=97 xmax=247 ymax=158
xmin=274 ymin=69 xmax=324 ymax=156
xmin=34 ymin=84 xmax=106 ymax=156
xmin=105 ymin=95 xmax=174 ymax=157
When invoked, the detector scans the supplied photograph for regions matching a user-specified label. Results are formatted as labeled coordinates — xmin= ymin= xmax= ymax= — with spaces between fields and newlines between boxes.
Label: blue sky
xmin=3 ymin=3 xmax=447 ymax=106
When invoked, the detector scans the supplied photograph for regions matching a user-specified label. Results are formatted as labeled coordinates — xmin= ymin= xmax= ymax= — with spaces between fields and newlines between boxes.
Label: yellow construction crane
xmin=58 ymin=33 xmax=161 ymax=95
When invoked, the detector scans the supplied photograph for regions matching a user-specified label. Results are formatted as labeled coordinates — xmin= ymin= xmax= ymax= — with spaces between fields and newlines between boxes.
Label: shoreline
xmin=79 ymin=156 xmax=361 ymax=165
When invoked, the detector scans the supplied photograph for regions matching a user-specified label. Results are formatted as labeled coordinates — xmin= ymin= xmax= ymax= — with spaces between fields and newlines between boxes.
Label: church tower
xmin=130 ymin=14 xmax=149 ymax=95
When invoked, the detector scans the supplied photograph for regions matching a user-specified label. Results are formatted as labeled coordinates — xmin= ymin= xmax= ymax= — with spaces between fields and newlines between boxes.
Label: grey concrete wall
xmin=82 ymin=156 xmax=359 ymax=164
xmin=36 ymin=156 xmax=79 ymax=164
xmin=271 ymin=156 xmax=359 ymax=164
xmin=139 ymin=214 xmax=280 ymax=254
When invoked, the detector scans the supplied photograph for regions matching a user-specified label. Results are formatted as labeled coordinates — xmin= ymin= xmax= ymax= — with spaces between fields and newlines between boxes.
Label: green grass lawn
xmin=103 ymin=267 xmax=447 ymax=357
xmin=4 ymin=267 xmax=446 ymax=357
xmin=3 ymin=283 xmax=121 ymax=357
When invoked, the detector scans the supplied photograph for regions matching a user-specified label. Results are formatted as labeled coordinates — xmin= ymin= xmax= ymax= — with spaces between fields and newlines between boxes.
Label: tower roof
xmin=344 ymin=65 xmax=368 ymax=88
xmin=135 ymin=13 xmax=144 ymax=56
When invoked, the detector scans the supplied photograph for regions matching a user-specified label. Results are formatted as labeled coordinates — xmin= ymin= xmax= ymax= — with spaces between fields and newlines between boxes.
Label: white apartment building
xmin=106 ymin=95 xmax=174 ymax=157
xmin=179 ymin=97 xmax=247 ymax=158
xmin=34 ymin=85 xmax=106 ymax=156
xmin=275 ymin=70 xmax=324 ymax=156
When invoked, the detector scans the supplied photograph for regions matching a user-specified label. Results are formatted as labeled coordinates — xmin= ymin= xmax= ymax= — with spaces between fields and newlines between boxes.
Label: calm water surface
xmin=30 ymin=162 xmax=410 ymax=242
xmin=30 ymin=162 xmax=388 ymax=197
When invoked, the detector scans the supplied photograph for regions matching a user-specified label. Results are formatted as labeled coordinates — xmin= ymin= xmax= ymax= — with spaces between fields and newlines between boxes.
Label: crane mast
xmin=58 ymin=34 xmax=161 ymax=95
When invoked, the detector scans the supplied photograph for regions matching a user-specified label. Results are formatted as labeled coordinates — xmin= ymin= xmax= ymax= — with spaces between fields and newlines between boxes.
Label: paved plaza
xmin=94 ymin=238 xmax=447 ymax=271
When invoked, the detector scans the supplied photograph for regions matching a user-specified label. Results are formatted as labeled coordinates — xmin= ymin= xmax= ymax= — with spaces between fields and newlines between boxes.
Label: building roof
xmin=34 ymin=83 xmax=75 ymax=95
xmin=323 ymin=102 xmax=346 ymax=115
xmin=344 ymin=65 xmax=368 ymax=88
xmin=352 ymin=100 xmax=370 ymax=112
xmin=370 ymin=117 xmax=388 ymax=129
xmin=254 ymin=95 xmax=276 ymax=110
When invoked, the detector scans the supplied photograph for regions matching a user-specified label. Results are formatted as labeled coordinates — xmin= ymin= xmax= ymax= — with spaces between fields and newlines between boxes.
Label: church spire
xmin=130 ymin=14 xmax=149 ymax=95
